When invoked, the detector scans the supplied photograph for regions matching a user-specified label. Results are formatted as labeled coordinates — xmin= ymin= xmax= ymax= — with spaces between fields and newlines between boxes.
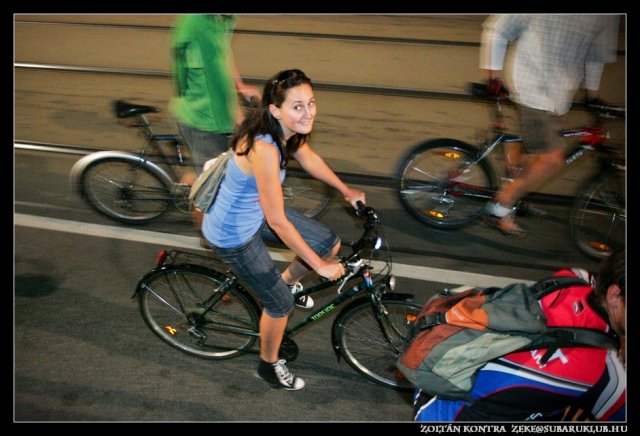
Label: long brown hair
xmin=231 ymin=69 xmax=313 ymax=169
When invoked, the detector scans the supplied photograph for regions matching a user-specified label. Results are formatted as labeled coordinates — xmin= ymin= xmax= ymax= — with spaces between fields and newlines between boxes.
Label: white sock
xmin=487 ymin=202 xmax=512 ymax=217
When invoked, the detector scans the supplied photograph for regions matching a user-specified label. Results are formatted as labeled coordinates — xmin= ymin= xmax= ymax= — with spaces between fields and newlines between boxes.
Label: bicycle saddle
xmin=113 ymin=100 xmax=159 ymax=119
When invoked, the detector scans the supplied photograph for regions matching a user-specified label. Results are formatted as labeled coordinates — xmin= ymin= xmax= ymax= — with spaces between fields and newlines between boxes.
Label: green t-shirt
xmin=170 ymin=15 xmax=238 ymax=133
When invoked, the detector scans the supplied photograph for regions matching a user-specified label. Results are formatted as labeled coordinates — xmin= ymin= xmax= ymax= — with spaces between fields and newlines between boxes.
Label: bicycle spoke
xmin=335 ymin=300 xmax=421 ymax=391
xmin=139 ymin=268 xmax=259 ymax=359
xmin=571 ymin=172 xmax=625 ymax=260
xmin=397 ymin=140 xmax=494 ymax=228
xmin=143 ymin=284 xmax=186 ymax=317
xmin=82 ymin=158 xmax=171 ymax=223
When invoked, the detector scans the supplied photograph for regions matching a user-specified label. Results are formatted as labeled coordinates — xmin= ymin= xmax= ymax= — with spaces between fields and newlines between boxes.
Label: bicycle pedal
xmin=516 ymin=202 xmax=547 ymax=218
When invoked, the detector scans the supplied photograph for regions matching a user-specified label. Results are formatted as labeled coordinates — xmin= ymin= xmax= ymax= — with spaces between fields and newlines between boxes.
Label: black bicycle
xmin=395 ymin=83 xmax=625 ymax=260
xmin=70 ymin=100 xmax=332 ymax=225
xmin=133 ymin=203 xmax=422 ymax=391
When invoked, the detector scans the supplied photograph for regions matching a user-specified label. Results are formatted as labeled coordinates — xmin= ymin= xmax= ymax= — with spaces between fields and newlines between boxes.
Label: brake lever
xmin=336 ymin=258 xmax=364 ymax=294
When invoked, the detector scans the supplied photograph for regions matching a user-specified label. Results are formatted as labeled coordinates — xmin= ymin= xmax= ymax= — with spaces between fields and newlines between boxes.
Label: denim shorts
xmin=209 ymin=207 xmax=340 ymax=318
xmin=519 ymin=106 xmax=565 ymax=154
xmin=178 ymin=122 xmax=231 ymax=174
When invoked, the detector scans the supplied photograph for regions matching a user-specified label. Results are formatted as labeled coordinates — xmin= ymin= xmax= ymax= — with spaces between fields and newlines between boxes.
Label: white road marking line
xmin=14 ymin=213 xmax=533 ymax=287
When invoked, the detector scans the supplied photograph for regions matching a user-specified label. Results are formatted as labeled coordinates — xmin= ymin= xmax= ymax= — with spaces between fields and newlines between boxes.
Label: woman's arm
xmin=293 ymin=142 xmax=365 ymax=208
xmin=250 ymin=140 xmax=344 ymax=280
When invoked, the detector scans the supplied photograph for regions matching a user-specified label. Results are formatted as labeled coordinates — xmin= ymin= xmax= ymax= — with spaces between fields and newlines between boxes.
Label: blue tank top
xmin=202 ymin=134 xmax=286 ymax=247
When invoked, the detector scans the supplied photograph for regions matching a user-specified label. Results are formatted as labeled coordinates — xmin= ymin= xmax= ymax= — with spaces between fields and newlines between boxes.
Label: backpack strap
xmin=414 ymin=312 xmax=447 ymax=331
xmin=524 ymin=276 xmax=618 ymax=364
xmin=529 ymin=276 xmax=590 ymax=299
xmin=529 ymin=327 xmax=619 ymax=365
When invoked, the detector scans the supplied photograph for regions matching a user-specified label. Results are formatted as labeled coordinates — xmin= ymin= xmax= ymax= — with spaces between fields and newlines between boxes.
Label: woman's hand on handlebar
xmin=343 ymin=187 xmax=366 ymax=209
xmin=316 ymin=259 xmax=346 ymax=281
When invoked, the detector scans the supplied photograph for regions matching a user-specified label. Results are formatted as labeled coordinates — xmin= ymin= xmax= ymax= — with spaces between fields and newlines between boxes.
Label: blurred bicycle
xmin=70 ymin=100 xmax=331 ymax=225
xmin=395 ymin=83 xmax=625 ymax=260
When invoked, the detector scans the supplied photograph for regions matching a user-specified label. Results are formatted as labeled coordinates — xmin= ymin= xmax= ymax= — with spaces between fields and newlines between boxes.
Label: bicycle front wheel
xmin=282 ymin=175 xmax=332 ymax=218
xmin=138 ymin=267 xmax=260 ymax=359
xmin=81 ymin=157 xmax=173 ymax=224
xmin=396 ymin=138 xmax=495 ymax=228
xmin=570 ymin=170 xmax=625 ymax=260
xmin=334 ymin=298 xmax=422 ymax=391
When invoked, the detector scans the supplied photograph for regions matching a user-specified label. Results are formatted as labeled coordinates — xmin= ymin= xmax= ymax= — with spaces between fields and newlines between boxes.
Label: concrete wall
xmin=14 ymin=14 xmax=626 ymax=195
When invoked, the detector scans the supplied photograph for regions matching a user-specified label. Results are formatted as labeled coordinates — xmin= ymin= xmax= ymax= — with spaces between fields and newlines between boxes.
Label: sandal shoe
xmin=482 ymin=214 xmax=528 ymax=239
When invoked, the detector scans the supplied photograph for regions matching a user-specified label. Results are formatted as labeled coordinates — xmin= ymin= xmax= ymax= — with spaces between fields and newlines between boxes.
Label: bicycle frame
xmin=69 ymin=105 xmax=191 ymax=215
xmin=396 ymin=83 xmax=625 ymax=235
xmin=286 ymin=264 xmax=411 ymax=337
xmin=445 ymin=143 xmax=616 ymax=223
xmin=134 ymin=202 xmax=423 ymax=390
xmin=71 ymin=99 xmax=333 ymax=224
xmin=132 ymin=113 xmax=190 ymax=183
xmin=476 ymin=82 xmax=621 ymax=177
xmin=136 ymin=199 xmax=405 ymax=342
xmin=471 ymin=133 xmax=521 ymax=171
xmin=142 ymin=255 xmax=415 ymax=373
xmin=457 ymin=98 xmax=620 ymax=200
xmin=130 ymin=107 xmax=332 ymax=217
xmin=141 ymin=246 xmax=409 ymax=341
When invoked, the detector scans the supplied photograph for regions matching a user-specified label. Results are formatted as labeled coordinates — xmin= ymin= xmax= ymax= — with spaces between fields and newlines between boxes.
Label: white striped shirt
xmin=480 ymin=14 xmax=620 ymax=115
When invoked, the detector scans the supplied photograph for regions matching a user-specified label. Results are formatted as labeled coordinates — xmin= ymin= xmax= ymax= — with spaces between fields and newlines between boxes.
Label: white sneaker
xmin=289 ymin=282 xmax=314 ymax=309
xmin=257 ymin=359 xmax=305 ymax=390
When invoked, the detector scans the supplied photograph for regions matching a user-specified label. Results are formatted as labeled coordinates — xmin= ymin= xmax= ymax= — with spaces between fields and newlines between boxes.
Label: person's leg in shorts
xmin=485 ymin=105 xmax=566 ymax=238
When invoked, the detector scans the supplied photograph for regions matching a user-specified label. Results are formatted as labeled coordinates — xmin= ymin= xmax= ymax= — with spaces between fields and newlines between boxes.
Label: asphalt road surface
xmin=14 ymin=146 xmax=621 ymax=423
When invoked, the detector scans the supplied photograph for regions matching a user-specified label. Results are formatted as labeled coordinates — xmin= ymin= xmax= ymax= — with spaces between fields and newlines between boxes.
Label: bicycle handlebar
xmin=355 ymin=200 xmax=375 ymax=219
xmin=468 ymin=82 xmax=625 ymax=121
xmin=468 ymin=81 xmax=510 ymax=101
xmin=585 ymin=98 xmax=625 ymax=120
xmin=344 ymin=201 xmax=382 ymax=264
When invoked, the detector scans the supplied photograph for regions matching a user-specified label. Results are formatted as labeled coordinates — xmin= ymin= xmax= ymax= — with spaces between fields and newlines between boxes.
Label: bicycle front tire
xmin=570 ymin=170 xmax=625 ymax=260
xmin=81 ymin=157 xmax=172 ymax=224
xmin=333 ymin=298 xmax=422 ymax=391
xmin=396 ymin=138 xmax=495 ymax=228
xmin=138 ymin=266 xmax=260 ymax=359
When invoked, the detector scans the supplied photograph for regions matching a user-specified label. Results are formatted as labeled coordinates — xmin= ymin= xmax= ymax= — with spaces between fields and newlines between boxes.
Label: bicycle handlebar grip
xmin=355 ymin=200 xmax=366 ymax=217
xmin=586 ymin=97 xmax=626 ymax=120
xmin=468 ymin=82 xmax=488 ymax=98
xmin=468 ymin=80 xmax=509 ymax=100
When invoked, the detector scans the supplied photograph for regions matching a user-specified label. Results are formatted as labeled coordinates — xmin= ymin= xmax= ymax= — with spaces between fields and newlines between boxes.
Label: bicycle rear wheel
xmin=396 ymin=138 xmax=495 ymax=228
xmin=138 ymin=267 xmax=260 ymax=359
xmin=282 ymin=175 xmax=332 ymax=218
xmin=570 ymin=170 xmax=625 ymax=260
xmin=81 ymin=157 xmax=172 ymax=224
xmin=333 ymin=298 xmax=422 ymax=391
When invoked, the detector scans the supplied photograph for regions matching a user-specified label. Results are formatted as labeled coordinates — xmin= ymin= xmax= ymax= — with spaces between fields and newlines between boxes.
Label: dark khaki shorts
xmin=519 ymin=105 xmax=565 ymax=154
xmin=178 ymin=122 xmax=231 ymax=175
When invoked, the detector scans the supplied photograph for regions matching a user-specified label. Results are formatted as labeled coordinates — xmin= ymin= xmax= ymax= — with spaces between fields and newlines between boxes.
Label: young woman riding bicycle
xmin=201 ymin=68 xmax=365 ymax=390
